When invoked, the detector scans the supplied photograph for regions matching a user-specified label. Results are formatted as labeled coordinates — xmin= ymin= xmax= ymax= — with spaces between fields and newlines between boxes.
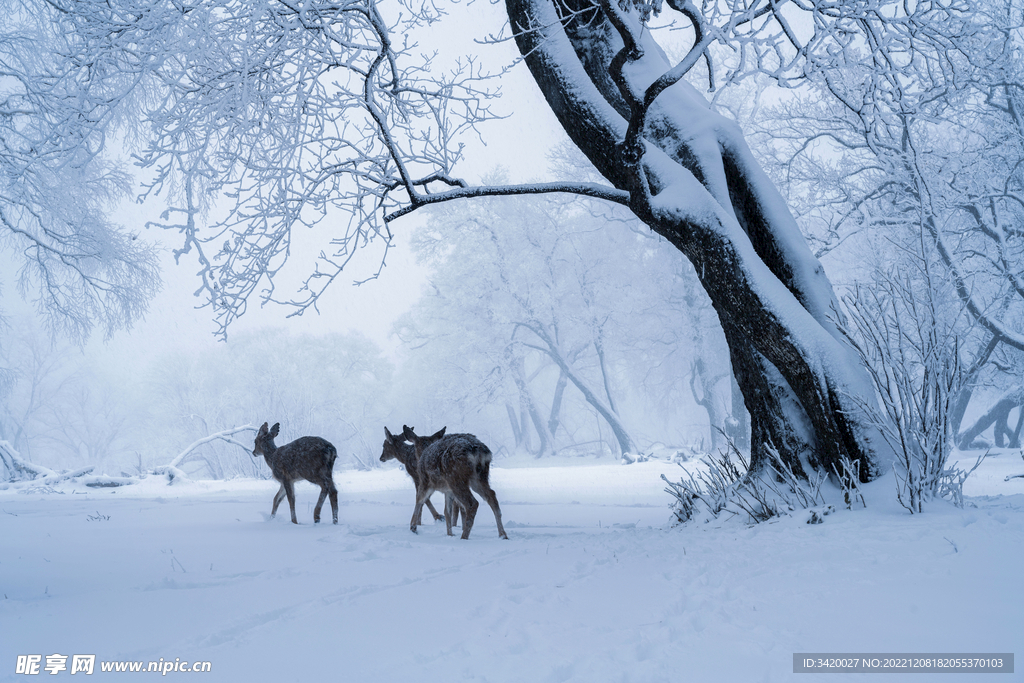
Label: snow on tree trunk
xmin=506 ymin=0 xmax=891 ymax=480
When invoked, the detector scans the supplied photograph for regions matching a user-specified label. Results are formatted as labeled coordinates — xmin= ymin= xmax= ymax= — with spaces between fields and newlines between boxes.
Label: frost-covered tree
xmin=0 ymin=323 xmax=138 ymax=471
xmin=395 ymin=186 xmax=718 ymax=457
xmin=43 ymin=382 xmax=129 ymax=471
xmin=22 ymin=0 xmax=1008 ymax=480
xmin=147 ymin=329 xmax=393 ymax=475
xmin=735 ymin=0 xmax=1024 ymax=450
xmin=500 ymin=0 xmax=901 ymax=478
xmin=0 ymin=3 xmax=160 ymax=341
xmin=0 ymin=326 xmax=72 ymax=460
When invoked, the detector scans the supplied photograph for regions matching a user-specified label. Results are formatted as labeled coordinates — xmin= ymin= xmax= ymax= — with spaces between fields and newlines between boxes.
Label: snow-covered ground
xmin=1 ymin=453 xmax=1022 ymax=682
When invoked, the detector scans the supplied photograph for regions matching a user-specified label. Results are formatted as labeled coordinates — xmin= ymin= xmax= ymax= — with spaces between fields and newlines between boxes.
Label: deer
xmin=380 ymin=426 xmax=459 ymax=528
xmin=402 ymin=425 xmax=508 ymax=540
xmin=252 ymin=422 xmax=339 ymax=524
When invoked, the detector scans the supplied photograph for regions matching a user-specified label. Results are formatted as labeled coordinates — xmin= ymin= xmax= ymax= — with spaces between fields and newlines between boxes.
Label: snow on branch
xmin=165 ymin=425 xmax=256 ymax=470
xmin=145 ymin=424 xmax=257 ymax=485
xmin=106 ymin=0 xmax=512 ymax=338
xmin=1 ymin=441 xmax=57 ymax=482
xmin=383 ymin=182 xmax=631 ymax=222
xmin=836 ymin=271 xmax=976 ymax=512
xmin=6 ymin=0 xmax=642 ymax=341
xmin=0 ymin=9 xmax=161 ymax=342
xmin=0 ymin=441 xmax=96 ymax=490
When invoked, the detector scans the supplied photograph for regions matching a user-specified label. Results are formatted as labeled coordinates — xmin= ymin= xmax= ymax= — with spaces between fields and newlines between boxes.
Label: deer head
xmin=253 ymin=421 xmax=281 ymax=457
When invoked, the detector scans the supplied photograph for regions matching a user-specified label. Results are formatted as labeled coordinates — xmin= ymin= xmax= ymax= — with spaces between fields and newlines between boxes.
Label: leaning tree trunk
xmin=724 ymin=372 xmax=750 ymax=451
xmin=548 ymin=369 xmax=568 ymax=437
xmin=506 ymin=0 xmax=891 ymax=480
xmin=958 ymin=385 xmax=1024 ymax=449
xmin=995 ymin=408 xmax=1024 ymax=448
xmin=689 ymin=357 xmax=722 ymax=453
xmin=506 ymin=402 xmax=525 ymax=449
xmin=506 ymin=347 xmax=552 ymax=456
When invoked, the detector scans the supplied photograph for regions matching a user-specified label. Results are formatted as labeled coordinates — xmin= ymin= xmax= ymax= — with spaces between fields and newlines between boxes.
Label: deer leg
xmin=443 ymin=491 xmax=468 ymax=536
xmin=423 ymin=497 xmax=443 ymax=522
xmin=445 ymin=494 xmax=460 ymax=528
xmin=314 ymin=485 xmax=329 ymax=524
xmin=443 ymin=494 xmax=456 ymax=536
xmin=271 ymin=484 xmax=287 ymax=519
xmin=450 ymin=483 xmax=478 ymax=540
xmin=411 ymin=486 xmax=434 ymax=533
xmin=329 ymin=485 xmax=338 ymax=524
xmin=471 ymin=478 xmax=508 ymax=540
xmin=283 ymin=479 xmax=298 ymax=524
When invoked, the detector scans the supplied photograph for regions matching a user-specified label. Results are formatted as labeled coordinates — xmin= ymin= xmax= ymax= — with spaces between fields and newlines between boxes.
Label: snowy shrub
xmin=938 ymin=453 xmax=986 ymax=509
xmin=806 ymin=506 xmax=834 ymax=524
xmin=838 ymin=267 xmax=978 ymax=512
xmin=662 ymin=442 xmax=826 ymax=524
xmin=832 ymin=453 xmax=866 ymax=510
xmin=662 ymin=448 xmax=742 ymax=522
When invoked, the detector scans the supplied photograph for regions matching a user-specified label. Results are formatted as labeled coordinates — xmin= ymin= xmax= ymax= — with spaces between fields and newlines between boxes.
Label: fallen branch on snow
xmin=1 ymin=441 xmax=57 ymax=481
xmin=0 ymin=425 xmax=256 ymax=489
xmin=0 ymin=442 xmax=96 ymax=489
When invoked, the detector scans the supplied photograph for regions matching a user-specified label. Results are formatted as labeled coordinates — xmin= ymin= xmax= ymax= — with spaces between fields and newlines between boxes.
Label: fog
xmin=2 ymin=0 xmax=1022 ymax=483
xmin=3 ymin=2 xmax=1024 ymax=681
xmin=0 ymin=183 xmax=725 ymax=479
xmin=0 ymin=3 xmax=735 ymax=479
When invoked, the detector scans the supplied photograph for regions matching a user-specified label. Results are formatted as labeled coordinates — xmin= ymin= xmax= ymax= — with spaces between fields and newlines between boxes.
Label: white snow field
xmin=1 ymin=454 xmax=1022 ymax=682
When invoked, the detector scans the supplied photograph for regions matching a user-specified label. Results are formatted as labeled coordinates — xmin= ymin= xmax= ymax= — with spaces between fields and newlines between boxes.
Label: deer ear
xmin=258 ymin=422 xmax=269 ymax=436
xmin=385 ymin=426 xmax=395 ymax=442
xmin=432 ymin=427 xmax=446 ymax=440
xmin=270 ymin=423 xmax=280 ymax=438
xmin=403 ymin=425 xmax=416 ymax=441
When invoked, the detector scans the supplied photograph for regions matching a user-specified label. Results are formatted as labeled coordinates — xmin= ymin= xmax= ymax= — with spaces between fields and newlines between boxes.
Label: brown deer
xmin=252 ymin=422 xmax=338 ymax=524
xmin=380 ymin=426 xmax=459 ymax=528
xmin=403 ymin=425 xmax=508 ymax=540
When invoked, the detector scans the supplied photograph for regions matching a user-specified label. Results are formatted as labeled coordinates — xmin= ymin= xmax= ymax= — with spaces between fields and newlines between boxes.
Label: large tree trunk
xmin=506 ymin=0 xmax=891 ymax=480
